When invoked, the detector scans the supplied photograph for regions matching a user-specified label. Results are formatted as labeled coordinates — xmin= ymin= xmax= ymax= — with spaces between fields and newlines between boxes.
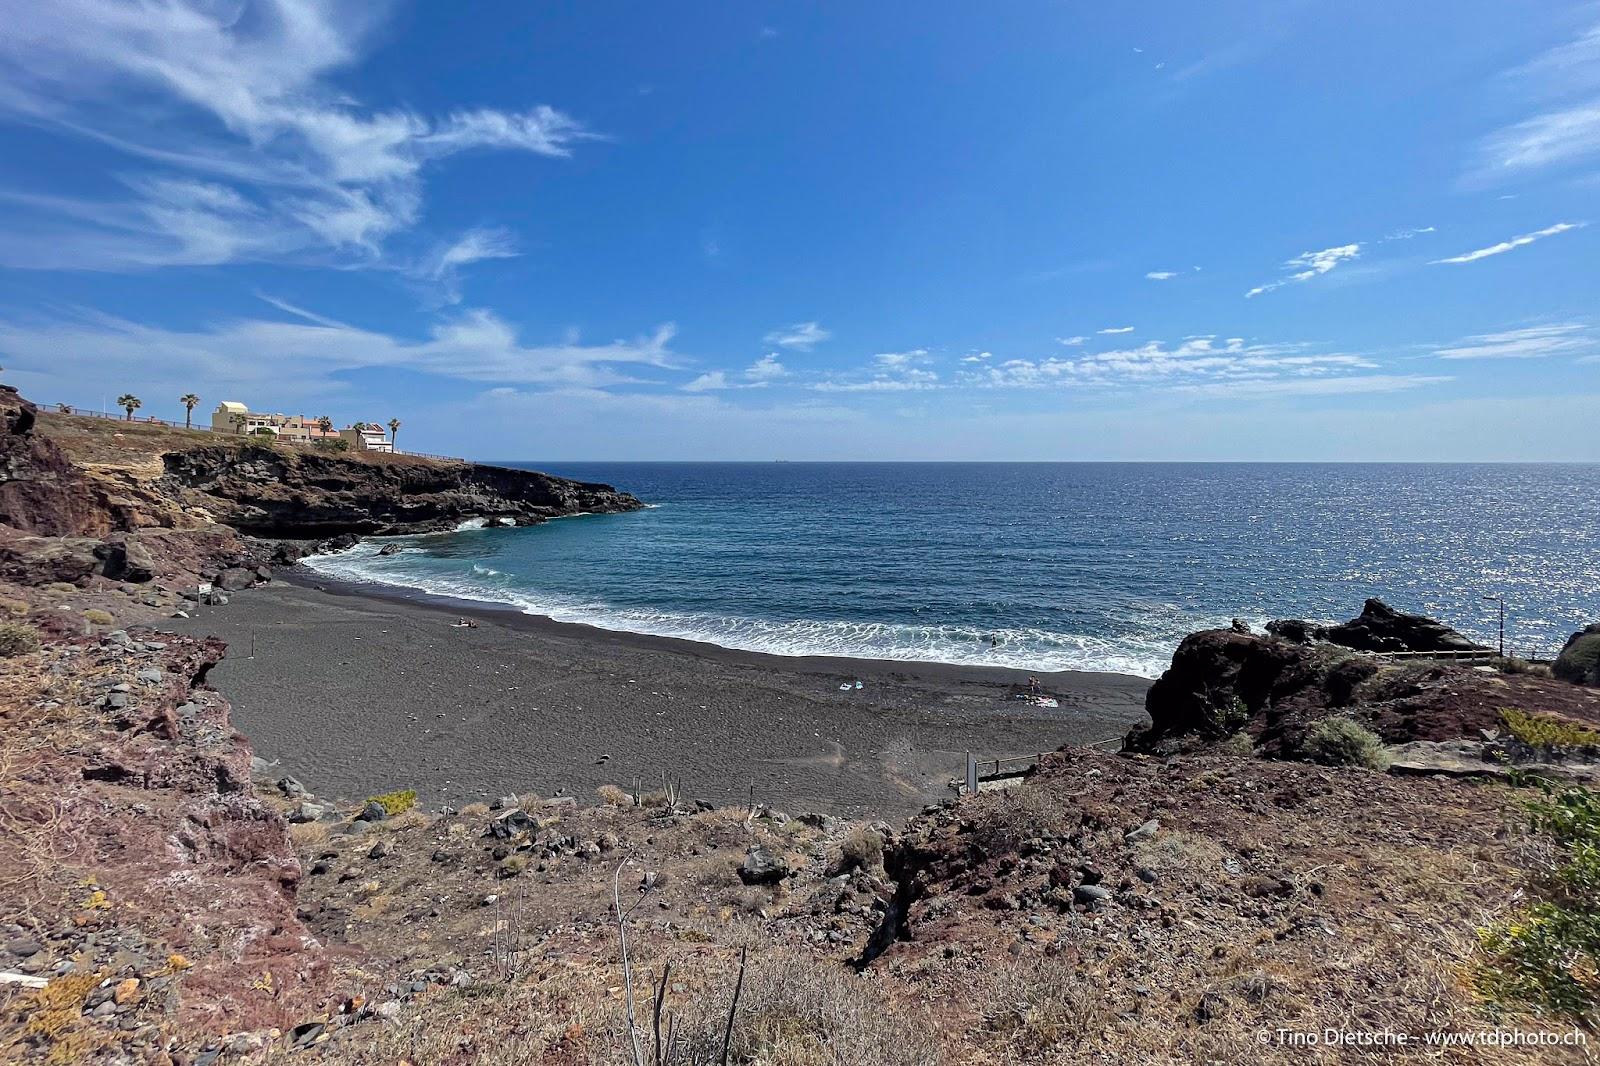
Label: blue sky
xmin=0 ymin=1 xmax=1597 ymax=460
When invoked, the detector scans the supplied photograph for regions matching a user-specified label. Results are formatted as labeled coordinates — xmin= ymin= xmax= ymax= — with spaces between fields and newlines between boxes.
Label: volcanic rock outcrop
xmin=1128 ymin=603 xmax=1600 ymax=758
xmin=1265 ymin=597 xmax=1484 ymax=654
xmin=160 ymin=444 xmax=642 ymax=537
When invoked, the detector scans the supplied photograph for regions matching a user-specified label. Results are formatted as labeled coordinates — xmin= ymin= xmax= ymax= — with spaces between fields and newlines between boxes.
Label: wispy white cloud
xmin=1480 ymin=106 xmax=1600 ymax=174
xmin=682 ymin=353 xmax=789 ymax=392
xmin=1430 ymin=221 xmax=1583 ymax=264
xmin=762 ymin=321 xmax=831 ymax=351
xmin=0 ymin=305 xmax=680 ymax=403
xmin=1172 ymin=374 xmax=1450 ymax=399
xmin=1472 ymin=22 xmax=1600 ymax=180
xmin=0 ymin=1 xmax=588 ymax=272
xmin=1056 ymin=336 xmax=1087 ymax=347
xmin=1144 ymin=270 xmax=1178 ymax=280
xmin=958 ymin=335 xmax=1388 ymax=396
xmin=417 ymin=227 xmax=519 ymax=303
xmin=813 ymin=349 xmax=938 ymax=393
xmin=1246 ymin=243 xmax=1361 ymax=297
xmin=1429 ymin=322 xmax=1596 ymax=360
xmin=1384 ymin=226 xmax=1436 ymax=241
xmin=1098 ymin=326 xmax=1135 ymax=335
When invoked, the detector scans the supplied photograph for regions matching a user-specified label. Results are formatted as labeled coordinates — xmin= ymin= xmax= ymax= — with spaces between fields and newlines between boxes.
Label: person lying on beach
xmin=451 ymin=617 xmax=479 ymax=629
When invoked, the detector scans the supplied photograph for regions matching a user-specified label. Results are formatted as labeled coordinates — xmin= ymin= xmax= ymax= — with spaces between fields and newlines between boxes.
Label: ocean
xmin=302 ymin=462 xmax=1598 ymax=678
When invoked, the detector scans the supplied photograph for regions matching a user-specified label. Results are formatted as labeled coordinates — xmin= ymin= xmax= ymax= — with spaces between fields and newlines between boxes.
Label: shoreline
xmin=285 ymin=564 xmax=1152 ymax=687
xmin=161 ymin=570 xmax=1153 ymax=819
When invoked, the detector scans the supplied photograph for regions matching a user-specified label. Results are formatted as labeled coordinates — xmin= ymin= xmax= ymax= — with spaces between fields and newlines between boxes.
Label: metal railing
xmin=954 ymin=736 xmax=1123 ymax=796
xmin=42 ymin=403 xmax=211 ymax=432
xmin=40 ymin=403 xmax=463 ymax=463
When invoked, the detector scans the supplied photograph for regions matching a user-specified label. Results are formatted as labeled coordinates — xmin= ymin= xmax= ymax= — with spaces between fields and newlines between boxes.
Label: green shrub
xmin=1475 ymin=784 xmax=1600 ymax=1022
xmin=82 ymin=609 xmax=114 ymax=626
xmin=1217 ymin=732 xmax=1255 ymax=757
xmin=366 ymin=789 xmax=416 ymax=816
xmin=1501 ymin=708 xmax=1600 ymax=750
xmin=1301 ymin=717 xmax=1389 ymax=770
xmin=1201 ymin=695 xmax=1250 ymax=738
xmin=1554 ymin=631 xmax=1600 ymax=687
xmin=0 ymin=622 xmax=40 ymax=658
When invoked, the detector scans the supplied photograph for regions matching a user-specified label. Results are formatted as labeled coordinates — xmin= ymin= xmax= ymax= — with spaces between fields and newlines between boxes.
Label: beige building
xmin=211 ymin=402 xmax=389 ymax=449
xmin=339 ymin=423 xmax=393 ymax=452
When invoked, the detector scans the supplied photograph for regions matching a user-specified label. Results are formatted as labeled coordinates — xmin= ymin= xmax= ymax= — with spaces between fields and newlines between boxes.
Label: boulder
xmin=1320 ymin=598 xmax=1483 ymax=654
xmin=1265 ymin=618 xmax=1322 ymax=644
xmin=377 ymin=543 xmax=402 ymax=556
xmin=357 ymin=801 xmax=387 ymax=823
xmin=738 ymin=845 xmax=789 ymax=885
xmin=1554 ymin=624 xmax=1600 ymax=687
xmin=1073 ymin=883 xmax=1112 ymax=906
xmin=93 ymin=537 xmax=157 ymax=583
xmin=487 ymin=809 xmax=536 ymax=840
xmin=216 ymin=567 xmax=256 ymax=592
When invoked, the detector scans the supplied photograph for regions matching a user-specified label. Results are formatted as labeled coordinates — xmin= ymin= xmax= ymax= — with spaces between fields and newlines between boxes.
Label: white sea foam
xmin=303 ymin=545 xmax=1180 ymax=677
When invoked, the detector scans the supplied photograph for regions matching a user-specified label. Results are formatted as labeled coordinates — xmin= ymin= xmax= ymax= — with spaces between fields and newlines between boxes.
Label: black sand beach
xmin=161 ymin=575 xmax=1151 ymax=818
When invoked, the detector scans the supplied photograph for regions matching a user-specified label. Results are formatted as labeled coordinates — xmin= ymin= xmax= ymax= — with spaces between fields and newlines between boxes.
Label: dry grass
xmin=598 ymin=784 xmax=634 ymax=807
xmin=38 ymin=409 xmax=461 ymax=471
xmin=833 ymin=826 xmax=884 ymax=874
xmin=0 ymin=622 xmax=40 ymax=658
xmin=976 ymin=956 xmax=1111 ymax=1060
xmin=1132 ymin=829 xmax=1230 ymax=877
xmin=458 ymin=801 xmax=491 ymax=819
xmin=288 ymin=822 xmax=330 ymax=849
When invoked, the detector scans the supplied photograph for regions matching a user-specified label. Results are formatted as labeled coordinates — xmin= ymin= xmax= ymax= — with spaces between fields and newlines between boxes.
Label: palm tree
xmin=387 ymin=418 xmax=401 ymax=450
xmin=316 ymin=415 xmax=333 ymax=436
xmin=117 ymin=394 xmax=142 ymax=421
xmin=180 ymin=393 xmax=201 ymax=429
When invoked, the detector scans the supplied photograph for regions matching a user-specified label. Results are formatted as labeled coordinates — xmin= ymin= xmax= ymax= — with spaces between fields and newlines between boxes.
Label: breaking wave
xmin=303 ymin=541 xmax=1182 ymax=677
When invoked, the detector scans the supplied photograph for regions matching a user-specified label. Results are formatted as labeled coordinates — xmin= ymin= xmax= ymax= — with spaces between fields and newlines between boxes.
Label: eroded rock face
xmin=0 ymin=387 xmax=117 ymax=537
xmin=159 ymin=444 xmax=644 ymax=537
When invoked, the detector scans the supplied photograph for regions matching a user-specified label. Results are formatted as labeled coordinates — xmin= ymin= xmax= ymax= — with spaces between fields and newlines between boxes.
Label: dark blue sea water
xmin=304 ymin=463 xmax=1599 ymax=677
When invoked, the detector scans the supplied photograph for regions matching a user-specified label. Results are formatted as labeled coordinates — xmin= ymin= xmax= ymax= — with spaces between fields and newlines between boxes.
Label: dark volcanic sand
xmin=161 ymin=575 xmax=1151 ymax=818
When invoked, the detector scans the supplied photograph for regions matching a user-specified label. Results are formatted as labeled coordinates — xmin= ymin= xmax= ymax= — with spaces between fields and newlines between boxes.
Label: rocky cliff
xmin=160 ymin=443 xmax=643 ymax=538
xmin=0 ymin=390 xmax=644 ymax=592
